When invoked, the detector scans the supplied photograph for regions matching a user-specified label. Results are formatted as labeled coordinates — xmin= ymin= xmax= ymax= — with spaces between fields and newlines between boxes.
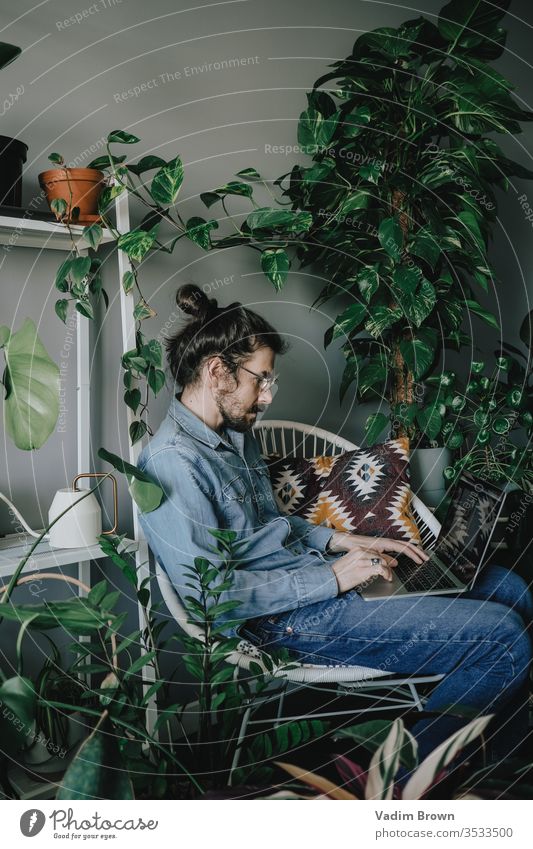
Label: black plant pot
xmin=0 ymin=135 xmax=28 ymax=206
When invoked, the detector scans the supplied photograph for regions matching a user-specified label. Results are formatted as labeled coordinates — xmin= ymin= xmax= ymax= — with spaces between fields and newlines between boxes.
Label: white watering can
xmin=1 ymin=473 xmax=118 ymax=549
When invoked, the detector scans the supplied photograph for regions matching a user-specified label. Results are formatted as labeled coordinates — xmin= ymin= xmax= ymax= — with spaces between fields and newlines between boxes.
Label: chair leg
xmin=228 ymin=703 xmax=252 ymax=786
xmin=273 ymin=688 xmax=286 ymax=729
xmin=408 ymin=681 xmax=425 ymax=712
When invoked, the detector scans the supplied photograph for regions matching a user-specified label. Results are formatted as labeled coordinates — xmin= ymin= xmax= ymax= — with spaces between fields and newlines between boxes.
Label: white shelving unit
xmin=0 ymin=205 xmax=155 ymax=722
xmin=0 ymin=532 xmax=139 ymax=580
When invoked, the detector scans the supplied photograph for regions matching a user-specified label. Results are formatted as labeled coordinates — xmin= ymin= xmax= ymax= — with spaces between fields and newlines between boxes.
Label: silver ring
xmin=371 ymin=557 xmax=381 ymax=566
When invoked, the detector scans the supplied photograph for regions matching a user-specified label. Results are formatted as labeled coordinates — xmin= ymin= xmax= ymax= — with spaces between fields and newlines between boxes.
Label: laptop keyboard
xmin=394 ymin=554 xmax=457 ymax=592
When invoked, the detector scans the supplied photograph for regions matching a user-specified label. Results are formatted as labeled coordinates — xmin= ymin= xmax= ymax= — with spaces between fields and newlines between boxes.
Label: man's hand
xmin=327 ymin=531 xmax=430 ymax=565
xmin=331 ymin=545 xmax=399 ymax=593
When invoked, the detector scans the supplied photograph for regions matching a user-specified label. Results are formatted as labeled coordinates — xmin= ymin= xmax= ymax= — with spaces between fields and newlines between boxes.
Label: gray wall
xmin=1 ymin=1 xmax=533 ymax=650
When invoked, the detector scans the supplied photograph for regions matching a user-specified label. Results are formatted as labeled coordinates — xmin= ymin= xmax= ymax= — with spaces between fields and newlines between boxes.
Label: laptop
xmin=360 ymin=472 xmax=509 ymax=601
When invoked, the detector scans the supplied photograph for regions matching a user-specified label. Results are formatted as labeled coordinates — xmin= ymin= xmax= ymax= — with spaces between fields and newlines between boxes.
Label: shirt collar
xmin=167 ymin=395 xmax=244 ymax=454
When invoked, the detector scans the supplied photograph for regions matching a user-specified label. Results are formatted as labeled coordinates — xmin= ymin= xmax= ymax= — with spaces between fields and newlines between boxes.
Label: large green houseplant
xmin=301 ymin=0 xmax=533 ymax=450
xmin=201 ymin=0 xmax=532 ymax=448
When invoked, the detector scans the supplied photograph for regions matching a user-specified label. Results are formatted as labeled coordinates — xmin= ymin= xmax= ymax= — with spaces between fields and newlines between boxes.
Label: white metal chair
xmin=155 ymin=420 xmax=444 ymax=775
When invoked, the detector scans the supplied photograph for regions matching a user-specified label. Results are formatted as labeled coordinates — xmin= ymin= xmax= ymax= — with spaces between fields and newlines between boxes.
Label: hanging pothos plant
xmin=47 ymin=131 xmax=199 ymax=445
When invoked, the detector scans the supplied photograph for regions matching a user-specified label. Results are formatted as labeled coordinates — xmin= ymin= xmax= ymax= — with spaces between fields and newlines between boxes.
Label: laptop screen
xmin=436 ymin=474 xmax=504 ymax=583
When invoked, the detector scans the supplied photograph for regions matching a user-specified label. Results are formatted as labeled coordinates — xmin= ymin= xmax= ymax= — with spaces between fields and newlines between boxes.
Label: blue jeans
xmin=241 ymin=565 xmax=533 ymax=765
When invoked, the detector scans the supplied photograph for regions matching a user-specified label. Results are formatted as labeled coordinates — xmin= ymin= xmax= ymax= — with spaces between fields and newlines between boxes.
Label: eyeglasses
xmin=238 ymin=364 xmax=279 ymax=394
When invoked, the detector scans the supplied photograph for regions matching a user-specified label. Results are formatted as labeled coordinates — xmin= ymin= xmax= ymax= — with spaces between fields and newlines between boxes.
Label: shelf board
xmin=0 ymin=531 xmax=138 ymax=579
xmin=0 ymin=214 xmax=114 ymax=251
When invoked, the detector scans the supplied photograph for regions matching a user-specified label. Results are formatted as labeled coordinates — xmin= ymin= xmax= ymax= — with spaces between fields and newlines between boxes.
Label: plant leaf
xmin=55 ymin=299 xmax=69 ymax=324
xmin=133 ymin=299 xmax=157 ymax=321
xmin=366 ymin=718 xmax=408 ymax=800
xmin=338 ymin=190 xmax=371 ymax=215
xmin=399 ymin=329 xmax=438 ymax=379
xmin=107 ymin=130 xmax=140 ymax=144
xmin=403 ymin=715 xmax=493 ymax=799
xmin=122 ymin=270 xmax=135 ymax=294
xmin=98 ymin=447 xmax=164 ymax=512
xmin=56 ymin=711 xmax=134 ymax=799
xmin=235 ymin=167 xmax=262 ymax=181
xmin=83 ymin=224 xmax=103 ymax=250
xmin=185 ymin=216 xmax=218 ymax=250
xmin=127 ymin=155 xmax=166 ymax=176
xmin=364 ymin=412 xmax=389 ymax=444
xmin=466 ymin=299 xmax=500 ymax=330
xmin=246 ymin=207 xmax=313 ymax=234
xmin=0 ymin=676 xmax=36 ymax=755
xmin=354 ymin=267 xmax=380 ymax=303
xmin=150 ymin=156 xmax=184 ymax=205
xmin=438 ymin=0 xmax=509 ymax=56
xmin=0 ymin=42 xmax=21 ymax=71
xmin=275 ymin=761 xmax=357 ymax=799
xmin=213 ymin=180 xmax=253 ymax=198
xmin=2 ymin=318 xmax=60 ymax=450
xmin=129 ymin=419 xmax=147 ymax=446
xmin=117 ymin=226 xmax=159 ymax=262
xmin=329 ymin=302 xmax=367 ymax=343
xmin=378 ymin=216 xmax=403 ymax=261
xmin=260 ymin=248 xmax=290 ymax=291
xmin=297 ymin=107 xmax=339 ymax=153
xmin=416 ymin=404 xmax=443 ymax=441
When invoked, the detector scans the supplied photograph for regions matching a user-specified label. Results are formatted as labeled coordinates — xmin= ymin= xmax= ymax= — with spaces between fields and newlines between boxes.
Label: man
xmin=138 ymin=284 xmax=532 ymax=767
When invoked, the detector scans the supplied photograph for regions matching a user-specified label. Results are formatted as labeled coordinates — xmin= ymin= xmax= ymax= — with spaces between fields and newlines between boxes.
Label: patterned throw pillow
xmin=266 ymin=437 xmax=422 ymax=544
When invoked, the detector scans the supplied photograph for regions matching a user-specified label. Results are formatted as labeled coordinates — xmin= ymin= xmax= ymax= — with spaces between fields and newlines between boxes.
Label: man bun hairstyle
xmin=164 ymin=283 xmax=288 ymax=389
xmin=175 ymin=283 xmax=217 ymax=322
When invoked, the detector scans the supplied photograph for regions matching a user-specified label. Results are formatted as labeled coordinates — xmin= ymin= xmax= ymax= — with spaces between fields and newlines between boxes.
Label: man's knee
xmin=489 ymin=615 xmax=531 ymax=688
xmin=489 ymin=566 xmax=533 ymax=623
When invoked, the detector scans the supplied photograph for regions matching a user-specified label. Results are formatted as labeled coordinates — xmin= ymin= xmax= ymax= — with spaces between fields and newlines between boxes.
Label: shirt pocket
xmin=221 ymin=474 xmax=248 ymax=503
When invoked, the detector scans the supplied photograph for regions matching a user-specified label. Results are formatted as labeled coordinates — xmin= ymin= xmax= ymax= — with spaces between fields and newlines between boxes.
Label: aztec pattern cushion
xmin=266 ymin=437 xmax=422 ymax=544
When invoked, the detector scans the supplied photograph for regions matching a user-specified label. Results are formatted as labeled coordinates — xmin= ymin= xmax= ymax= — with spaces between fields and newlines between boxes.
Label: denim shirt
xmin=136 ymin=396 xmax=339 ymax=634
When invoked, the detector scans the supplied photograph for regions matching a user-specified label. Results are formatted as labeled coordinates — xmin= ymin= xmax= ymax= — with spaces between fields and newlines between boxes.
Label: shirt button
xmin=285 ymin=626 xmax=294 ymax=635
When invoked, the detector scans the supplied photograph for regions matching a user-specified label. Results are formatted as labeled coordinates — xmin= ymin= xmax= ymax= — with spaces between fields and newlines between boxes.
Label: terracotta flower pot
xmin=38 ymin=167 xmax=105 ymax=224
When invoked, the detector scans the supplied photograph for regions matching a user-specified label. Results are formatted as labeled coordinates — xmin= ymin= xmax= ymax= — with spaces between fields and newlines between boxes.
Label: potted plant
xmin=435 ymin=311 xmax=533 ymax=545
xmin=272 ymin=0 xmax=533 ymax=452
xmin=263 ymin=713 xmax=533 ymax=800
xmin=38 ymin=152 xmax=105 ymax=225
xmin=190 ymin=0 xmax=533 ymax=507
xmin=42 ymin=131 xmax=196 ymax=446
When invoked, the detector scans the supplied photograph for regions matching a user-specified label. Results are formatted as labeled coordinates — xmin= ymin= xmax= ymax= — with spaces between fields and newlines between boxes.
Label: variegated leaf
xmin=275 ymin=761 xmax=357 ymax=800
xmin=402 ymin=715 xmax=493 ymax=799
xmin=366 ymin=718 xmax=410 ymax=800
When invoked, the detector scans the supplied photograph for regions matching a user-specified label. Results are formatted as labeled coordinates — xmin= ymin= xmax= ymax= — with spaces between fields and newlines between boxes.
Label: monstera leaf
xmin=1 ymin=319 xmax=60 ymax=450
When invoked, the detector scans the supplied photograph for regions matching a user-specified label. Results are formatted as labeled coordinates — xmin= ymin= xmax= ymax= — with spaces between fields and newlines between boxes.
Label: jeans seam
xmin=252 ymin=631 xmax=520 ymax=691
